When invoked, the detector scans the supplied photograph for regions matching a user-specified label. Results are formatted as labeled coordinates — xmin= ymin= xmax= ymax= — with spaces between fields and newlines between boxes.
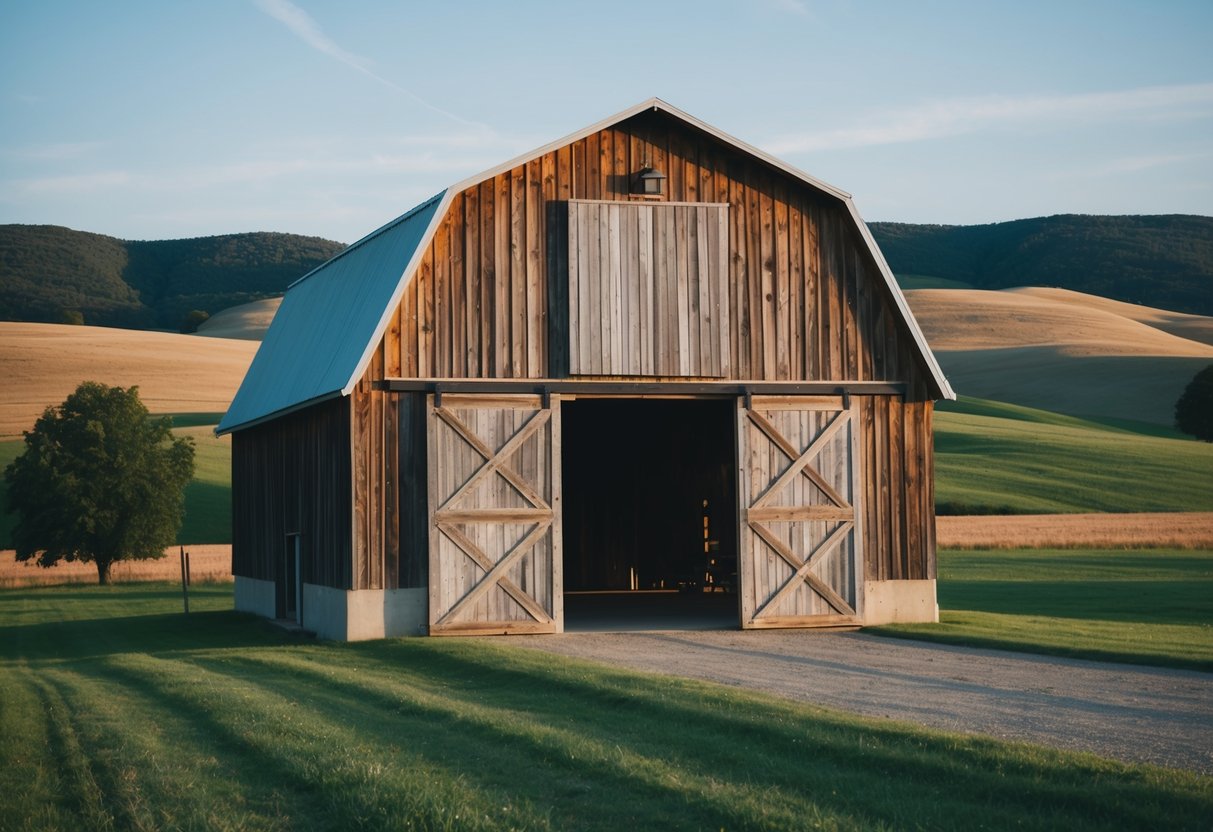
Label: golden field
xmin=0 ymin=544 xmax=233 ymax=587
xmin=938 ymin=512 xmax=1213 ymax=550
xmin=906 ymin=287 xmax=1213 ymax=425
xmin=0 ymin=322 xmax=257 ymax=438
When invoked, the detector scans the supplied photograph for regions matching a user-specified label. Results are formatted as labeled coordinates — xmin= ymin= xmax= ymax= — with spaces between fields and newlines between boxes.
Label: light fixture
xmin=634 ymin=165 xmax=666 ymax=196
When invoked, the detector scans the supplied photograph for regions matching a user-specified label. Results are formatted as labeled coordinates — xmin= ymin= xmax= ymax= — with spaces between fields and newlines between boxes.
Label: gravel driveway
xmin=510 ymin=629 xmax=1213 ymax=774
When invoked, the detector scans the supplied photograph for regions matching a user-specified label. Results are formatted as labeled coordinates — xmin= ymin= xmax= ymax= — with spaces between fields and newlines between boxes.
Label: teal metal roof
xmin=217 ymin=191 xmax=445 ymax=434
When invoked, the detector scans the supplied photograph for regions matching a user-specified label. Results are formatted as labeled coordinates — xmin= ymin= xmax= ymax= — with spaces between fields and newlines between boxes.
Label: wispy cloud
xmin=21 ymin=170 xmax=132 ymax=194
xmin=253 ymin=0 xmax=488 ymax=131
xmin=5 ymin=141 xmax=101 ymax=161
xmin=11 ymin=134 xmax=521 ymax=197
xmin=767 ymin=82 xmax=1213 ymax=154
xmin=766 ymin=0 xmax=810 ymax=16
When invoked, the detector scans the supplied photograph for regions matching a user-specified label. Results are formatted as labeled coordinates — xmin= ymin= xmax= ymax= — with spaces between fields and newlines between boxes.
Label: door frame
xmin=279 ymin=532 xmax=301 ymax=623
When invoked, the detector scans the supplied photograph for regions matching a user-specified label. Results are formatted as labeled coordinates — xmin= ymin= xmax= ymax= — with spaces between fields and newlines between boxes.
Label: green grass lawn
xmin=934 ymin=398 xmax=1213 ymax=514
xmin=876 ymin=548 xmax=1213 ymax=671
xmin=2 ymin=584 xmax=1210 ymax=831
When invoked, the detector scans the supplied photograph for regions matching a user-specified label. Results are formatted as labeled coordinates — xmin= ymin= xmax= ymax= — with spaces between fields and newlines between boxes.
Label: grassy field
xmin=2 ymin=584 xmax=1210 ymax=831
xmin=934 ymin=398 xmax=1213 ymax=514
xmin=0 ymin=418 xmax=233 ymax=550
xmin=877 ymin=548 xmax=1213 ymax=671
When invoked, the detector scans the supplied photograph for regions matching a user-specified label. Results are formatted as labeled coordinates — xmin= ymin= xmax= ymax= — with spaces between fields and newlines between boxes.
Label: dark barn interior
xmin=561 ymin=398 xmax=739 ymax=629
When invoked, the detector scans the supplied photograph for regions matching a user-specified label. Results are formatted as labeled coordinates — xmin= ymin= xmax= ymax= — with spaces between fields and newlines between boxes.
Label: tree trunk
xmin=96 ymin=558 xmax=113 ymax=585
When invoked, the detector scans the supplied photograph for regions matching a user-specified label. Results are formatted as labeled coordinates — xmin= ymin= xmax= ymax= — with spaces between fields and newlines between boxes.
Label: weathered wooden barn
xmin=218 ymin=99 xmax=955 ymax=640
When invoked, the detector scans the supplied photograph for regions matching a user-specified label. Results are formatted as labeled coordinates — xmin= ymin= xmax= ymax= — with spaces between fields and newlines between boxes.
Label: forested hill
xmin=868 ymin=214 xmax=1213 ymax=316
xmin=0 ymin=224 xmax=345 ymax=330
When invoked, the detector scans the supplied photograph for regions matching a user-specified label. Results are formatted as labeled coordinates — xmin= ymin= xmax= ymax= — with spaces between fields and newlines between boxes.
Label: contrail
xmin=254 ymin=0 xmax=489 ymax=132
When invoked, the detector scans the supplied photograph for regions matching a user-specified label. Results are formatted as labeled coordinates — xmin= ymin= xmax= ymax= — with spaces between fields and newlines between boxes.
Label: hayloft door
xmin=426 ymin=394 xmax=563 ymax=635
xmin=737 ymin=396 xmax=863 ymax=628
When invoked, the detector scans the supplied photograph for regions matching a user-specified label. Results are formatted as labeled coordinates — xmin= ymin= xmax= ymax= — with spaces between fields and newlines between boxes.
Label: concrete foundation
xmin=234 ymin=576 xmax=276 ymax=619
xmin=301 ymin=584 xmax=428 ymax=641
xmin=862 ymin=579 xmax=938 ymax=625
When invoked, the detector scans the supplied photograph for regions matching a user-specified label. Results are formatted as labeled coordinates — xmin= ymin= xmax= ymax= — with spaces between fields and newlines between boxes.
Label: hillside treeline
xmin=869 ymin=214 xmax=1213 ymax=316
xmin=0 ymin=225 xmax=345 ymax=329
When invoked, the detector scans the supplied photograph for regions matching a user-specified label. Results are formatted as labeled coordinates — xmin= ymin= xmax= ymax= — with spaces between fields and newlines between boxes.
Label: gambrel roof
xmin=218 ymin=98 xmax=954 ymax=434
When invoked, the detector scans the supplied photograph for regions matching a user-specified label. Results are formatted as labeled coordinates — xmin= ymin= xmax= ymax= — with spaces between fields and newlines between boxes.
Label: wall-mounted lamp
xmin=633 ymin=166 xmax=666 ymax=197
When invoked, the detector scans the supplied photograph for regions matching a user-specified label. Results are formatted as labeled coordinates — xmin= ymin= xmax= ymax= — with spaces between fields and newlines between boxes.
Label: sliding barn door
xmin=427 ymin=394 xmax=562 ymax=635
xmin=737 ymin=396 xmax=863 ymax=628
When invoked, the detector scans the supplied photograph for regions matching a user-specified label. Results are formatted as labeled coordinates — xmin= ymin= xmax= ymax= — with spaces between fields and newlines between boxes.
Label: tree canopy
xmin=3 ymin=382 xmax=196 ymax=584
xmin=0 ymin=224 xmax=344 ymax=329
xmin=1175 ymin=364 xmax=1213 ymax=442
xmin=869 ymin=214 xmax=1213 ymax=316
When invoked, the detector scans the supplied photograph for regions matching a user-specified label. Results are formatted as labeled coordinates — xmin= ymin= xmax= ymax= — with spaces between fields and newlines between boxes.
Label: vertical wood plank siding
xmin=350 ymin=110 xmax=936 ymax=587
xmin=567 ymin=201 xmax=730 ymax=377
xmin=231 ymin=396 xmax=352 ymax=588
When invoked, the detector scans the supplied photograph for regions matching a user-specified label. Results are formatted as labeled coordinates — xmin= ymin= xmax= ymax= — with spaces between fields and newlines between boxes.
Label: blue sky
xmin=2 ymin=0 xmax=1211 ymax=243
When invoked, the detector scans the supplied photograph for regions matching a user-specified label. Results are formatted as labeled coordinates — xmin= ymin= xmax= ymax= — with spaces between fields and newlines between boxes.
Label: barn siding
xmin=350 ymin=110 xmax=938 ymax=587
xmin=378 ymin=111 xmax=930 ymax=393
xmin=231 ymin=396 xmax=352 ymax=589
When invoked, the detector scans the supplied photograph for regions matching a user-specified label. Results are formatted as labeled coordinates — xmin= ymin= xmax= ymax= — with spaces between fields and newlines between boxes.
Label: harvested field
xmin=0 ymin=544 xmax=231 ymax=587
xmin=938 ymin=513 xmax=1213 ymax=550
xmin=0 ymin=322 xmax=256 ymax=438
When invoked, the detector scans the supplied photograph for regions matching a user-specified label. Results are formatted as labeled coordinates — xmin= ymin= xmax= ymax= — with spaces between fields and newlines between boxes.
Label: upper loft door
xmin=427 ymin=394 xmax=562 ymax=635
xmin=564 ymin=200 xmax=730 ymax=377
xmin=737 ymin=395 xmax=863 ymax=628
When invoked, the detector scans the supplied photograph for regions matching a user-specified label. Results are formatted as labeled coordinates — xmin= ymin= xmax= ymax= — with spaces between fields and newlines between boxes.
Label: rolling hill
xmin=195 ymin=297 xmax=281 ymax=341
xmin=0 ymin=322 xmax=257 ymax=439
xmin=0 ymin=224 xmax=344 ymax=330
xmin=905 ymin=287 xmax=1213 ymax=425
xmin=871 ymin=214 xmax=1213 ymax=316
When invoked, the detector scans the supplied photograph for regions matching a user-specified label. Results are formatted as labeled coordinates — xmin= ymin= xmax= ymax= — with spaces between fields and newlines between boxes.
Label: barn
xmin=217 ymin=99 xmax=955 ymax=640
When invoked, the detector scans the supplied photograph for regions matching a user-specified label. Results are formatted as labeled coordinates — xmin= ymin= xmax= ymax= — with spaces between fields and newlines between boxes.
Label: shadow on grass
xmin=60 ymin=636 xmax=1200 ymax=832
xmin=938 ymin=579 xmax=1211 ymax=626
xmin=1 ymin=611 xmax=291 ymax=663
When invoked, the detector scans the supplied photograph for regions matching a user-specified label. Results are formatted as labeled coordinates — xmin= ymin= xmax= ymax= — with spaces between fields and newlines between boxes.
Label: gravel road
xmin=510 ymin=629 xmax=1213 ymax=774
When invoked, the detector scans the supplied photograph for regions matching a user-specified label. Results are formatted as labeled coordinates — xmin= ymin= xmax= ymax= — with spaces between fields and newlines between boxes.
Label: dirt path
xmin=510 ymin=630 xmax=1213 ymax=774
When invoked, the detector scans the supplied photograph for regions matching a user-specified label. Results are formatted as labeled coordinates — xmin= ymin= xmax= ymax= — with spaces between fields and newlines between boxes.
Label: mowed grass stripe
xmin=37 ymin=658 xmax=303 ymax=832
xmin=3 ymin=589 xmax=1213 ymax=830
xmin=877 ymin=548 xmax=1213 ymax=670
xmin=198 ymin=647 xmax=848 ymax=830
xmin=94 ymin=652 xmax=489 ymax=831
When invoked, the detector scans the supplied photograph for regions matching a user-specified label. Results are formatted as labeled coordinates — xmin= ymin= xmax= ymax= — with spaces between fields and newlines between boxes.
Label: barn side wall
xmin=231 ymin=396 xmax=353 ymax=590
xmin=858 ymin=397 xmax=936 ymax=583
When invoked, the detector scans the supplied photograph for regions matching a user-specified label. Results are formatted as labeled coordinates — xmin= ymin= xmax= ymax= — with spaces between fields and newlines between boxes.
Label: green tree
xmin=180 ymin=309 xmax=210 ymax=333
xmin=1175 ymin=364 xmax=1213 ymax=442
xmin=3 ymin=382 xmax=195 ymax=584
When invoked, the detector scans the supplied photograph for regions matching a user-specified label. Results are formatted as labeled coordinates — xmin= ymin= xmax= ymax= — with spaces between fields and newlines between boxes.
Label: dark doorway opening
xmin=561 ymin=398 xmax=738 ymax=631
xmin=277 ymin=533 xmax=300 ymax=622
